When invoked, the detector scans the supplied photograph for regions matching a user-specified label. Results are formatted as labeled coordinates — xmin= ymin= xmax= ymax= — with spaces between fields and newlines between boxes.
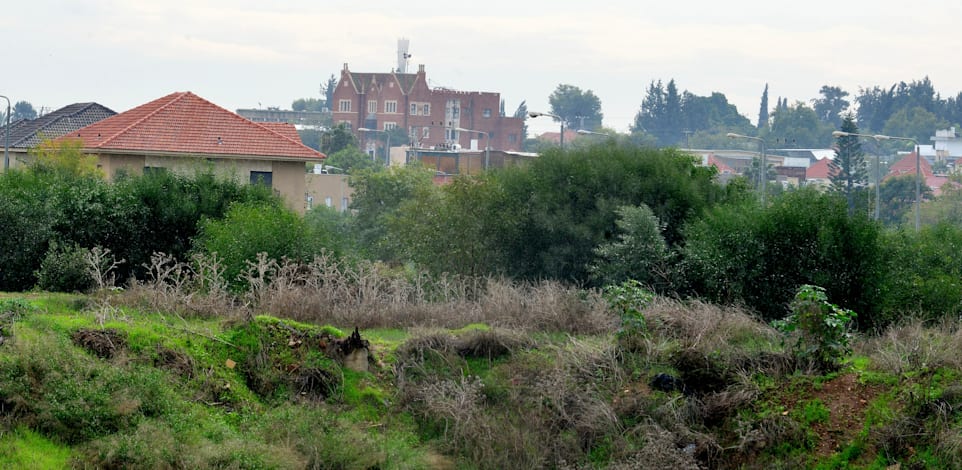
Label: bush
xmin=36 ymin=242 xmax=93 ymax=293
xmin=773 ymin=285 xmax=857 ymax=372
xmin=681 ymin=188 xmax=883 ymax=326
xmin=196 ymin=201 xmax=317 ymax=288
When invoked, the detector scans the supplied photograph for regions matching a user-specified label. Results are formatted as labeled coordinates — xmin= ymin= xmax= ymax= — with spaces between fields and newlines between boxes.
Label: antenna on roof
xmin=397 ymin=38 xmax=411 ymax=74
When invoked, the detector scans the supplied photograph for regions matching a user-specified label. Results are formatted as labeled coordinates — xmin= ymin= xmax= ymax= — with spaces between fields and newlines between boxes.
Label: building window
xmin=384 ymin=122 xmax=398 ymax=131
xmin=422 ymin=127 xmax=430 ymax=139
xmin=341 ymin=197 xmax=349 ymax=211
xmin=338 ymin=99 xmax=352 ymax=112
xmin=143 ymin=166 xmax=167 ymax=175
xmin=325 ymin=196 xmax=333 ymax=207
xmin=410 ymin=103 xmax=418 ymax=115
xmin=385 ymin=100 xmax=398 ymax=113
xmin=483 ymin=108 xmax=492 ymax=118
xmin=422 ymin=103 xmax=431 ymax=116
xmin=250 ymin=171 xmax=273 ymax=188
xmin=368 ymin=100 xmax=377 ymax=114
xmin=509 ymin=133 xmax=518 ymax=143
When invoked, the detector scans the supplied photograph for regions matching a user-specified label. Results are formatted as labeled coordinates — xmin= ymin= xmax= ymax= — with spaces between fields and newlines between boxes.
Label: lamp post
xmin=874 ymin=134 xmax=921 ymax=232
xmin=832 ymin=130 xmax=882 ymax=221
xmin=576 ymin=129 xmax=611 ymax=137
xmin=0 ymin=95 xmax=10 ymax=171
xmin=455 ymin=127 xmax=489 ymax=172
xmin=528 ymin=111 xmax=564 ymax=148
xmin=357 ymin=128 xmax=390 ymax=166
xmin=727 ymin=133 xmax=768 ymax=204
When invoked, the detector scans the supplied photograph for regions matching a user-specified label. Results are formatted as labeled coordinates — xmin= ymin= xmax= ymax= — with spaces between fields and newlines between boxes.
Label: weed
xmin=774 ymin=285 xmax=857 ymax=372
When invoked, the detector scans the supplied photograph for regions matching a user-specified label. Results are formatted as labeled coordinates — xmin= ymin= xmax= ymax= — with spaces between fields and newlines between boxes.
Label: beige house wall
xmin=305 ymin=174 xmax=353 ymax=212
xmin=91 ymin=152 xmax=312 ymax=214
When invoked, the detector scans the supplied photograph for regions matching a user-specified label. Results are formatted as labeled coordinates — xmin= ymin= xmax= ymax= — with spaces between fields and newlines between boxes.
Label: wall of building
xmin=305 ymin=174 xmax=353 ymax=212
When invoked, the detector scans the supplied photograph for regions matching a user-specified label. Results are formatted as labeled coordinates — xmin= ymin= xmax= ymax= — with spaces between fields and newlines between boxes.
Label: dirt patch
xmin=71 ymin=328 xmax=127 ymax=359
xmin=154 ymin=345 xmax=194 ymax=379
xmin=807 ymin=373 xmax=884 ymax=457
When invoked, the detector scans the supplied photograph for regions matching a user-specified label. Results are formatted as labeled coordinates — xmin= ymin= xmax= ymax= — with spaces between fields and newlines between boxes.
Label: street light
xmin=0 ymin=95 xmax=10 ymax=171
xmin=727 ymin=133 xmax=768 ymax=203
xmin=576 ymin=129 xmax=611 ymax=137
xmin=833 ymin=130 xmax=882 ymax=221
xmin=874 ymin=133 xmax=922 ymax=232
xmin=455 ymin=127 xmax=489 ymax=172
xmin=357 ymin=128 xmax=390 ymax=166
xmin=528 ymin=111 xmax=564 ymax=148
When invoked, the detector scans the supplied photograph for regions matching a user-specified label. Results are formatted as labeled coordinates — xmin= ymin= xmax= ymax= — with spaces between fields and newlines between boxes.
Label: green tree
xmin=321 ymin=74 xmax=338 ymax=110
xmin=681 ymin=189 xmax=883 ymax=327
xmin=589 ymin=203 xmax=670 ymax=289
xmin=196 ymin=201 xmax=316 ymax=288
xmin=12 ymin=101 xmax=37 ymax=121
xmin=292 ymin=98 xmax=324 ymax=112
xmin=813 ymin=85 xmax=851 ymax=128
xmin=324 ymin=145 xmax=382 ymax=173
xmin=321 ymin=123 xmax=357 ymax=155
xmin=765 ymin=101 xmax=831 ymax=148
xmin=349 ymin=164 xmax=434 ymax=261
xmin=513 ymin=100 xmax=529 ymax=146
xmin=882 ymin=106 xmax=947 ymax=144
xmin=878 ymin=175 xmax=931 ymax=226
xmin=830 ymin=114 xmax=868 ymax=215
xmin=548 ymin=84 xmax=603 ymax=131
xmin=494 ymin=142 xmax=730 ymax=282
xmin=757 ymin=84 xmax=770 ymax=129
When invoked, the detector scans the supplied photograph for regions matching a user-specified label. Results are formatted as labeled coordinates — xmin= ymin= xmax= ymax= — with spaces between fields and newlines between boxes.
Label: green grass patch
xmin=0 ymin=427 xmax=72 ymax=469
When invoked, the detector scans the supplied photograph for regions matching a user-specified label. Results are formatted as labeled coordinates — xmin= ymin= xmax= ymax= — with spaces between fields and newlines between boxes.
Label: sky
xmin=7 ymin=1 xmax=962 ymax=135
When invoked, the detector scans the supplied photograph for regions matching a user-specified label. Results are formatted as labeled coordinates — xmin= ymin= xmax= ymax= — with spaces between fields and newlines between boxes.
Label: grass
xmin=5 ymin=280 xmax=962 ymax=468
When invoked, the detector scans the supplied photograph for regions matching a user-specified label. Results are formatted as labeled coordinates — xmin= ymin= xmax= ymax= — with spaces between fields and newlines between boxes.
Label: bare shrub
xmin=478 ymin=279 xmax=616 ymax=334
xmin=84 ymin=246 xmax=125 ymax=292
xmin=608 ymin=423 xmax=700 ymax=470
xmin=456 ymin=328 xmax=534 ymax=360
xmin=860 ymin=318 xmax=962 ymax=377
xmin=117 ymin=252 xmax=240 ymax=319
xmin=642 ymin=297 xmax=778 ymax=355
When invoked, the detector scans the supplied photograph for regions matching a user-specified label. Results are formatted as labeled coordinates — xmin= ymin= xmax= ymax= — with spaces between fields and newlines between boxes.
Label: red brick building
xmin=330 ymin=63 xmax=524 ymax=153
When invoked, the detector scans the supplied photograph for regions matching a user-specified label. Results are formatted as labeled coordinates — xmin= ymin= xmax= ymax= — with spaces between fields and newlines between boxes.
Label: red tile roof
xmin=885 ymin=152 xmax=933 ymax=179
xmin=64 ymin=92 xmax=322 ymax=160
xmin=806 ymin=157 xmax=834 ymax=180
xmin=259 ymin=122 xmax=302 ymax=143
xmin=706 ymin=154 xmax=734 ymax=174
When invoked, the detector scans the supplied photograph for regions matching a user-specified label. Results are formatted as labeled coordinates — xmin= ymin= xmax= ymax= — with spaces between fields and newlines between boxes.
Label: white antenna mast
xmin=397 ymin=38 xmax=411 ymax=74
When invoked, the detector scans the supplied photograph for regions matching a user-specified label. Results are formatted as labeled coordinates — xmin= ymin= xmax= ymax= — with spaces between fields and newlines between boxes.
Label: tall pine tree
xmin=830 ymin=113 xmax=868 ymax=215
xmin=757 ymin=84 xmax=769 ymax=129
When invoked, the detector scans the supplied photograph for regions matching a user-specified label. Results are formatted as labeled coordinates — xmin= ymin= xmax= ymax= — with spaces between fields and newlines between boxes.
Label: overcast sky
xmin=7 ymin=1 xmax=962 ymax=134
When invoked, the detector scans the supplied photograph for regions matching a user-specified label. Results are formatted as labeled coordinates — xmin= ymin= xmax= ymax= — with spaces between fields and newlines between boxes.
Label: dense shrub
xmin=36 ymin=242 xmax=93 ymax=293
xmin=878 ymin=223 xmax=962 ymax=322
xmin=681 ymin=188 xmax=884 ymax=326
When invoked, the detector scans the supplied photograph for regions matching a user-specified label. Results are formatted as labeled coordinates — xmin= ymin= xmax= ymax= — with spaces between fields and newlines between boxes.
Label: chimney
xmin=343 ymin=63 xmax=349 ymax=71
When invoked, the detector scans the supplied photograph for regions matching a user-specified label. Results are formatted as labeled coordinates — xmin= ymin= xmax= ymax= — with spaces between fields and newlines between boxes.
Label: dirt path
xmin=807 ymin=373 xmax=883 ymax=457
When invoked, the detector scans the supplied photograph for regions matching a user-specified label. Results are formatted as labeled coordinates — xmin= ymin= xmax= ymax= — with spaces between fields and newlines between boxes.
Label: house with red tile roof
xmin=60 ymin=92 xmax=324 ymax=212
xmin=884 ymin=151 xmax=953 ymax=196
xmin=805 ymin=157 xmax=834 ymax=188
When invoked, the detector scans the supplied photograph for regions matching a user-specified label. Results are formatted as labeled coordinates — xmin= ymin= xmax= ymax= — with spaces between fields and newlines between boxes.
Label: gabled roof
xmin=64 ymin=92 xmax=322 ymax=160
xmin=0 ymin=102 xmax=116 ymax=148
xmin=259 ymin=122 xmax=301 ymax=143
xmin=347 ymin=72 xmax=419 ymax=95
xmin=886 ymin=152 xmax=933 ymax=179
xmin=706 ymin=154 xmax=735 ymax=174
xmin=806 ymin=157 xmax=834 ymax=180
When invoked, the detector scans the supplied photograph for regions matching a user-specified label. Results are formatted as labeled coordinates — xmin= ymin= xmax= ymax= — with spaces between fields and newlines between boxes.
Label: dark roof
xmin=0 ymin=102 xmax=116 ymax=148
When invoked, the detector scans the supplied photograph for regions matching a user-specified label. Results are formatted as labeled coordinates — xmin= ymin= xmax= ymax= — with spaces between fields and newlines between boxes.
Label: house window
xmin=509 ymin=134 xmax=518 ymax=143
xmin=483 ymin=108 xmax=492 ymax=118
xmin=341 ymin=197 xmax=349 ymax=211
xmin=422 ymin=103 xmax=431 ymax=116
xmin=385 ymin=100 xmax=398 ymax=113
xmin=384 ymin=122 xmax=398 ymax=131
xmin=250 ymin=171 xmax=273 ymax=188
xmin=143 ymin=166 xmax=167 ymax=176
xmin=422 ymin=127 xmax=430 ymax=139
xmin=325 ymin=196 xmax=333 ymax=208
xmin=368 ymin=100 xmax=377 ymax=114
xmin=410 ymin=103 xmax=418 ymax=115
xmin=338 ymin=99 xmax=352 ymax=112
